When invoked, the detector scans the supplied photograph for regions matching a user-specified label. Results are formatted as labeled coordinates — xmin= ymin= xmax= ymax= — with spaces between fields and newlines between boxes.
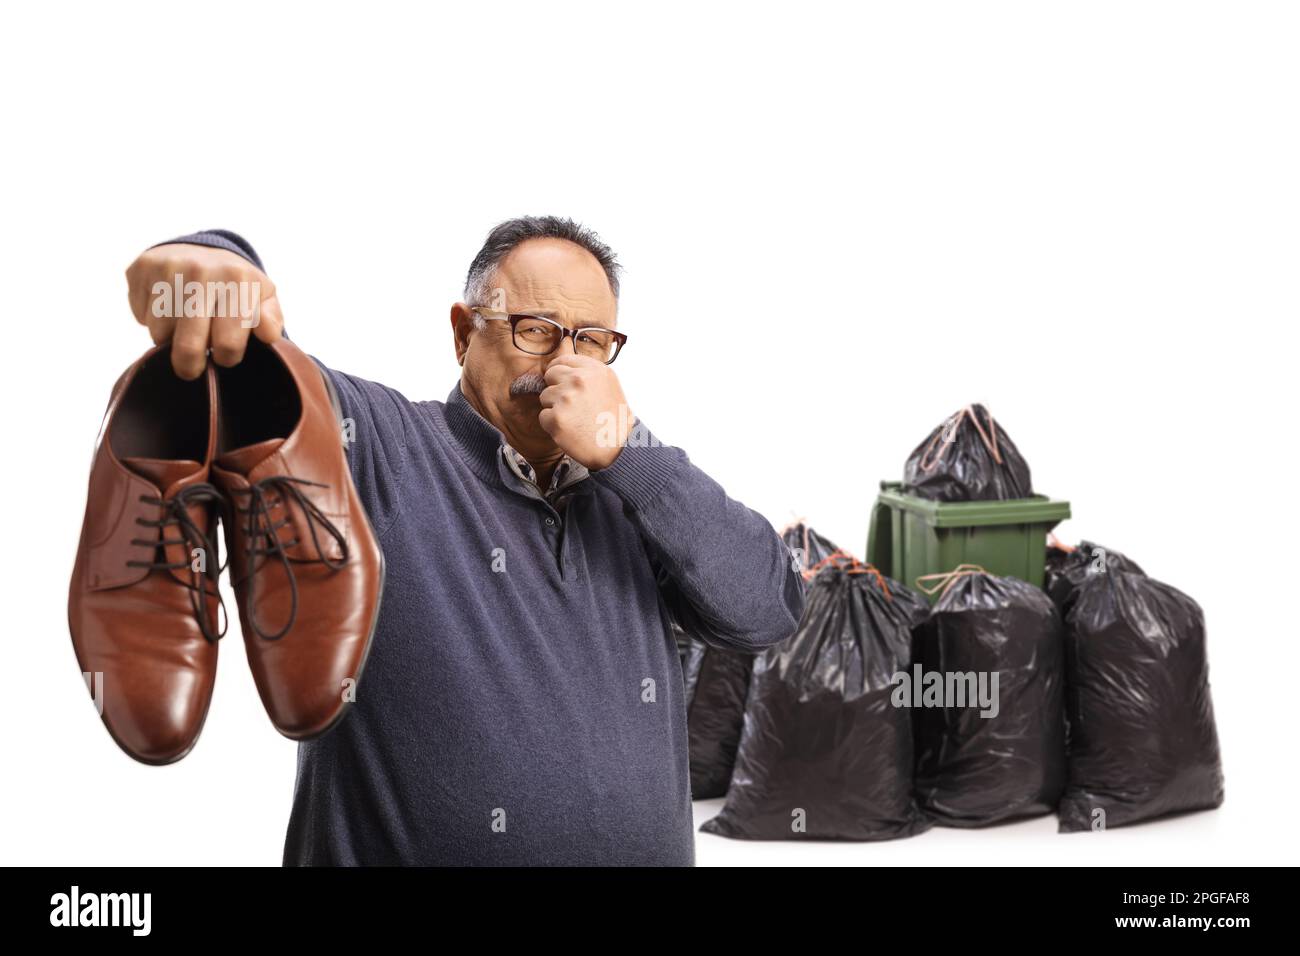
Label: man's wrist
xmin=150 ymin=229 xmax=265 ymax=272
xmin=588 ymin=420 xmax=679 ymax=510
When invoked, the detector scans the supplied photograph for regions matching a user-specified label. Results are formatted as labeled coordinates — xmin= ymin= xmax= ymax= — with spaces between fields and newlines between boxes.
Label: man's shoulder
xmin=316 ymin=362 xmax=444 ymax=423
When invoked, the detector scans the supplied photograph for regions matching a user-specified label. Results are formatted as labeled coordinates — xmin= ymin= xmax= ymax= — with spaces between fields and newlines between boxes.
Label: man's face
xmin=452 ymin=238 xmax=618 ymax=458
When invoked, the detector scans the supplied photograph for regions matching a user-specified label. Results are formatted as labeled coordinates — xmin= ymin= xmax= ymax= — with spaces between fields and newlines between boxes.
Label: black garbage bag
xmin=700 ymin=559 xmax=932 ymax=840
xmin=672 ymin=618 xmax=692 ymax=678
xmin=1044 ymin=539 xmax=1146 ymax=618
xmin=902 ymin=404 xmax=1033 ymax=501
xmin=912 ymin=567 xmax=1066 ymax=826
xmin=1058 ymin=569 xmax=1224 ymax=832
xmin=682 ymin=522 xmax=839 ymax=799
xmin=782 ymin=521 xmax=840 ymax=577
xmin=683 ymin=641 xmax=757 ymax=799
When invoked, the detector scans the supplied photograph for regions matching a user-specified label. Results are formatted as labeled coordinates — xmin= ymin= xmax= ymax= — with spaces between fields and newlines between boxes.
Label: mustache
xmin=509 ymin=371 xmax=548 ymax=396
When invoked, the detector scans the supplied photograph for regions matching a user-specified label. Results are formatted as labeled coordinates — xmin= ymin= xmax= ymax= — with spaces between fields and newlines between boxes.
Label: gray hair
xmin=464 ymin=216 xmax=621 ymax=328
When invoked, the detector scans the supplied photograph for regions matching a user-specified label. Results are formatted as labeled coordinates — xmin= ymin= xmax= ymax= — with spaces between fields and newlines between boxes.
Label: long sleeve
xmin=590 ymin=420 xmax=806 ymax=653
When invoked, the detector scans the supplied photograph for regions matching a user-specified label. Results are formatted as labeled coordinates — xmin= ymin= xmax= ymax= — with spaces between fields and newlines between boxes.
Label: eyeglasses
xmin=470 ymin=307 xmax=627 ymax=365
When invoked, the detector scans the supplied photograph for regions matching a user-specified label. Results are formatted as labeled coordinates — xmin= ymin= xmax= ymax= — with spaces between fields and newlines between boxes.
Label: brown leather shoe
xmin=211 ymin=338 xmax=383 ymax=741
xmin=68 ymin=346 xmax=226 ymax=765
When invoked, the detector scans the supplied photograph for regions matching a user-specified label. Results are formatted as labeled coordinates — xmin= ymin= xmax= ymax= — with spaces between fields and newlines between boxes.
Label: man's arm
xmin=533 ymin=353 xmax=804 ymax=652
xmin=591 ymin=427 xmax=806 ymax=653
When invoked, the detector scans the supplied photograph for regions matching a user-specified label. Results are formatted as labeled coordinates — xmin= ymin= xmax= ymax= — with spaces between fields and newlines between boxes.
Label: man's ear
xmin=451 ymin=302 xmax=475 ymax=366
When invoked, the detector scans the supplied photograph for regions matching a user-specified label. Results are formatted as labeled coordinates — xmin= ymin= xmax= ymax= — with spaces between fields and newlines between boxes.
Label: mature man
xmin=124 ymin=217 xmax=805 ymax=865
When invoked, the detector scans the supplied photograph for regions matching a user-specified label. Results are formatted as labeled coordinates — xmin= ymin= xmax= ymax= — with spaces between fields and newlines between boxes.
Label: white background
xmin=1 ymin=1 xmax=1295 ymax=866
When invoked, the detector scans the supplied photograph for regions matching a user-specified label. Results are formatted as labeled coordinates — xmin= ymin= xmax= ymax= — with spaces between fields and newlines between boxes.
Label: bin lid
xmin=876 ymin=480 xmax=1071 ymax=529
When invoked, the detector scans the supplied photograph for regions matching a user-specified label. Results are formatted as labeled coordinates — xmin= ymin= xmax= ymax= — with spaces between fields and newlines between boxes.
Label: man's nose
xmin=544 ymin=335 xmax=577 ymax=368
xmin=558 ymin=328 xmax=579 ymax=355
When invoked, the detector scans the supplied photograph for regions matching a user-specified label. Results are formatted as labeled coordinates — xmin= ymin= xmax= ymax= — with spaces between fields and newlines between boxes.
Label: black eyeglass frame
xmin=470 ymin=307 xmax=628 ymax=365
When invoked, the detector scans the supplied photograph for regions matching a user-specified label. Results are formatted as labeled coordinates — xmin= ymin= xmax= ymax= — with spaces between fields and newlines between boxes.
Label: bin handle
xmin=918 ymin=405 xmax=1004 ymax=472
xmin=805 ymin=550 xmax=893 ymax=600
xmin=915 ymin=563 xmax=988 ymax=597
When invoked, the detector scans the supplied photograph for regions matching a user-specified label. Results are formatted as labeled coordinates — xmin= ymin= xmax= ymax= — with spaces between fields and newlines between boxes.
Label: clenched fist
xmin=538 ymin=354 xmax=634 ymax=470
xmin=126 ymin=243 xmax=284 ymax=379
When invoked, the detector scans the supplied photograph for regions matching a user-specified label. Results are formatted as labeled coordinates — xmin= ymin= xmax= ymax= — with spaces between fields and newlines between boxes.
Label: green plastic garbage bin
xmin=866 ymin=481 xmax=1070 ymax=602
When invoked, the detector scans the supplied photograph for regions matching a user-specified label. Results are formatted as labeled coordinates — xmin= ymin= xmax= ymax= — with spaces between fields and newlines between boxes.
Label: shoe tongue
xmin=121 ymin=457 xmax=202 ymax=495
xmin=216 ymin=438 xmax=285 ymax=476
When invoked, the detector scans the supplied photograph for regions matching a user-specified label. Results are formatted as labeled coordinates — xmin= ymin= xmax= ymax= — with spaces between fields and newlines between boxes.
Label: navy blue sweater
xmin=159 ymin=231 xmax=806 ymax=865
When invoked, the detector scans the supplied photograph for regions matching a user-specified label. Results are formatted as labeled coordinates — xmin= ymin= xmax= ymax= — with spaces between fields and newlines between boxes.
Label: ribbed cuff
xmin=589 ymin=421 xmax=682 ymax=510
xmin=150 ymin=229 xmax=265 ymax=272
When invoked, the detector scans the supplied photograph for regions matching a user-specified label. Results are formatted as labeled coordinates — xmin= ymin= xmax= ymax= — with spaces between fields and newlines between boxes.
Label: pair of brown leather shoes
xmin=68 ymin=338 xmax=384 ymax=764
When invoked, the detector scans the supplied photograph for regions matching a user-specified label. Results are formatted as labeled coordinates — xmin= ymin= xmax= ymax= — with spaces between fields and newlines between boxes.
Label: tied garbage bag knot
xmin=918 ymin=404 xmax=1005 ymax=471
xmin=914 ymin=563 xmax=988 ymax=598
xmin=903 ymin=403 xmax=1033 ymax=502
xmin=803 ymin=549 xmax=892 ymax=599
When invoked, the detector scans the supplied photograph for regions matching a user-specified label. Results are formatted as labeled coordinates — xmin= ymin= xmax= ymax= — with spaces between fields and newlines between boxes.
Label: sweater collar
xmin=444 ymin=380 xmax=510 ymax=482
xmin=443 ymin=381 xmax=592 ymax=500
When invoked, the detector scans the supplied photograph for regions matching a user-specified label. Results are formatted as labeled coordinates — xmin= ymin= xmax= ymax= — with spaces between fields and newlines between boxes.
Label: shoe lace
xmin=232 ymin=475 xmax=350 ymax=641
xmin=125 ymin=482 xmax=229 ymax=643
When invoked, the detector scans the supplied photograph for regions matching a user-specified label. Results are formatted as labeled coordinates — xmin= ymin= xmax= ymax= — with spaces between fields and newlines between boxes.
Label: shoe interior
xmin=215 ymin=339 xmax=303 ymax=453
xmin=110 ymin=347 xmax=210 ymax=462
